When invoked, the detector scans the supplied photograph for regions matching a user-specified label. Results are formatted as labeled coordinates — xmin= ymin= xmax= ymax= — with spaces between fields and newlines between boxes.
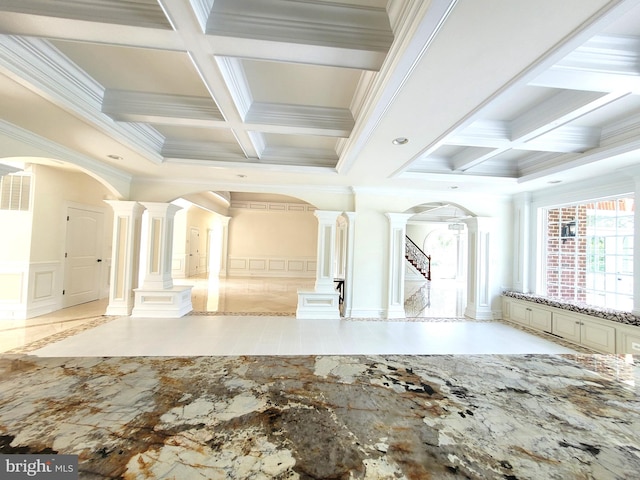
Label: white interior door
xmin=189 ymin=227 xmax=200 ymax=277
xmin=64 ymin=207 xmax=103 ymax=307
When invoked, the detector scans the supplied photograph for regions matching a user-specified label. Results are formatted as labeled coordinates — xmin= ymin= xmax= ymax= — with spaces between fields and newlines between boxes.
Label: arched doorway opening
xmin=403 ymin=202 xmax=471 ymax=317
xmin=170 ymin=191 xmax=319 ymax=313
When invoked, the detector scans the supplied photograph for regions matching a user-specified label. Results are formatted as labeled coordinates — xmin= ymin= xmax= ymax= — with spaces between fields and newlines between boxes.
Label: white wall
xmin=227 ymin=201 xmax=317 ymax=277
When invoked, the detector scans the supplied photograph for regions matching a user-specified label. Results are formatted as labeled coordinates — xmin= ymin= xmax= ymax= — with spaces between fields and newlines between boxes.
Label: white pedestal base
xmin=132 ymin=285 xmax=193 ymax=318
xmin=296 ymin=290 xmax=340 ymax=320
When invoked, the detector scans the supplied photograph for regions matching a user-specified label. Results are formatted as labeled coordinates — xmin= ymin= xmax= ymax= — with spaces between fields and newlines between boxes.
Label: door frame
xmin=61 ymin=201 xmax=108 ymax=308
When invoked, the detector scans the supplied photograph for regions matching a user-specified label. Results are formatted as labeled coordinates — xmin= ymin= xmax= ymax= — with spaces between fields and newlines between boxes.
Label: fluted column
xmin=139 ymin=202 xmax=181 ymax=290
xmin=104 ymin=201 xmax=144 ymax=316
xmin=386 ymin=213 xmax=413 ymax=318
xmin=313 ymin=210 xmax=342 ymax=293
xmin=219 ymin=216 xmax=231 ymax=277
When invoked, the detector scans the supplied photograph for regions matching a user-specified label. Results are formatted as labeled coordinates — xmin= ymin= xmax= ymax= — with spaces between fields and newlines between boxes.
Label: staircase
xmin=405 ymin=236 xmax=431 ymax=281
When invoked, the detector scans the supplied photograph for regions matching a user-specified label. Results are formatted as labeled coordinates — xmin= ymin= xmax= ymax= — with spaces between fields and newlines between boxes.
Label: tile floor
xmin=0 ymin=276 xmax=579 ymax=356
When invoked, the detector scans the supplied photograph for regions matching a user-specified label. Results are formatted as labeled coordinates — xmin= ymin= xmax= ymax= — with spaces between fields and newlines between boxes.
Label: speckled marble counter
xmin=0 ymin=354 xmax=639 ymax=479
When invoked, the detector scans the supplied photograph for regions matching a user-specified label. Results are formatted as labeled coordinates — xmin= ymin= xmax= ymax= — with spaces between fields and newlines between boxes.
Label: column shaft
xmin=104 ymin=201 xmax=144 ymax=316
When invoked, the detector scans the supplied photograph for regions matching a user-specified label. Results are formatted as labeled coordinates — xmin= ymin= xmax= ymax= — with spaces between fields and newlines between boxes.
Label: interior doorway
xmin=63 ymin=206 xmax=104 ymax=307
xmin=189 ymin=227 xmax=200 ymax=277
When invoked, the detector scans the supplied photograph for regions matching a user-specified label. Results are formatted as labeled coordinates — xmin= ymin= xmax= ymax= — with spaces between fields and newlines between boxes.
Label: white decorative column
xmin=219 ymin=216 xmax=231 ymax=277
xmin=342 ymin=212 xmax=356 ymax=317
xmin=386 ymin=213 xmax=413 ymax=319
xmin=296 ymin=210 xmax=342 ymax=319
xmin=512 ymin=192 xmax=531 ymax=293
xmin=105 ymin=201 xmax=144 ymax=316
xmin=464 ymin=217 xmax=495 ymax=320
xmin=132 ymin=202 xmax=193 ymax=318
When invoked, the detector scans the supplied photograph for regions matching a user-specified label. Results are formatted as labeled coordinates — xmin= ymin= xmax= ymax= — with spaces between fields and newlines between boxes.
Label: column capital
xmin=104 ymin=200 xmax=145 ymax=215
xmin=314 ymin=210 xmax=343 ymax=223
xmin=385 ymin=212 xmax=413 ymax=226
xmin=140 ymin=202 xmax=182 ymax=217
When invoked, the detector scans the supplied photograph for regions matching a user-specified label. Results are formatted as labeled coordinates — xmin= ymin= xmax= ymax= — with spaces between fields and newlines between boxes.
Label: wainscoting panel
xmin=27 ymin=261 xmax=62 ymax=318
xmin=228 ymin=256 xmax=316 ymax=277
xmin=172 ymin=254 xmax=187 ymax=279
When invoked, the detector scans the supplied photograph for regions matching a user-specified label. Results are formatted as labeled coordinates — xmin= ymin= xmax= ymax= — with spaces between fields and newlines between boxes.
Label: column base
xmin=105 ymin=303 xmax=134 ymax=316
xmin=296 ymin=290 xmax=340 ymax=320
xmin=132 ymin=286 xmax=193 ymax=318
xmin=464 ymin=304 xmax=494 ymax=320
xmin=386 ymin=305 xmax=406 ymax=319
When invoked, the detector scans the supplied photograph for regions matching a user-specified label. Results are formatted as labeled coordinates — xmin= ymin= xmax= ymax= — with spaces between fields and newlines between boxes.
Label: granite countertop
xmin=503 ymin=290 xmax=640 ymax=327
xmin=0 ymin=353 xmax=639 ymax=479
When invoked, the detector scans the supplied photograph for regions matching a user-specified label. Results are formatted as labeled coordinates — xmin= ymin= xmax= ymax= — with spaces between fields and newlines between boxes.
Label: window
xmin=542 ymin=195 xmax=634 ymax=311
xmin=0 ymin=173 xmax=31 ymax=211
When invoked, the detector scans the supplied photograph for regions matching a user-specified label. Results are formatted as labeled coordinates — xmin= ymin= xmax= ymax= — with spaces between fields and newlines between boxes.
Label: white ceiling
xmin=1 ymin=0 xmax=640 ymax=200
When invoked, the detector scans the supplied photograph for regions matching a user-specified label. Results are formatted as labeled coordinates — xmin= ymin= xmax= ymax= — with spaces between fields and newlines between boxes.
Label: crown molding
xmin=448 ymin=120 xmax=511 ymax=148
xmin=246 ymin=102 xmax=353 ymax=137
xmin=0 ymin=0 xmax=172 ymax=29
xmin=214 ymin=56 xmax=253 ymax=120
xmin=520 ymin=126 xmax=601 ymax=153
xmin=162 ymin=139 xmax=246 ymax=162
xmin=0 ymin=36 xmax=165 ymax=163
xmin=188 ymin=0 xmax=214 ymax=32
xmin=260 ymin=146 xmax=337 ymax=167
xmin=206 ymin=0 xmax=392 ymax=52
xmin=103 ymin=89 xmax=225 ymax=125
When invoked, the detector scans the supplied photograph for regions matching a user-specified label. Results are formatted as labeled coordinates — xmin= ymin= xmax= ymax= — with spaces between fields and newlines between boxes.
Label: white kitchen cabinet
xmin=615 ymin=323 xmax=640 ymax=354
xmin=552 ymin=311 xmax=616 ymax=353
xmin=502 ymin=297 xmax=552 ymax=332
xmin=502 ymin=296 xmax=628 ymax=353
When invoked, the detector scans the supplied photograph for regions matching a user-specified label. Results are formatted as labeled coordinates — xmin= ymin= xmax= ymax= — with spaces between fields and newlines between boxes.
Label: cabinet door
xmin=510 ymin=302 xmax=530 ymax=326
xmin=581 ymin=318 xmax=616 ymax=353
xmin=618 ymin=328 xmax=640 ymax=354
xmin=502 ymin=298 xmax=511 ymax=320
xmin=552 ymin=312 xmax=581 ymax=342
xmin=529 ymin=308 xmax=552 ymax=333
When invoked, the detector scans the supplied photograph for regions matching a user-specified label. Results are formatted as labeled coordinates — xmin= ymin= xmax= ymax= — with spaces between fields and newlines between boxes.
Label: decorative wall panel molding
xmin=230 ymin=201 xmax=316 ymax=212
xmin=228 ymin=256 xmax=316 ymax=277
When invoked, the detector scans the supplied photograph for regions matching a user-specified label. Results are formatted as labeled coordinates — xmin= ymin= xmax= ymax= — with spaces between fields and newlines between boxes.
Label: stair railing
xmin=405 ymin=236 xmax=431 ymax=281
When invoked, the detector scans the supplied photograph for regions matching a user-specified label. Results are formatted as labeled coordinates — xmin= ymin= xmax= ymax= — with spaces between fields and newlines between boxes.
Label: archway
xmin=168 ymin=191 xmax=321 ymax=313
xmin=402 ymin=202 xmax=473 ymax=317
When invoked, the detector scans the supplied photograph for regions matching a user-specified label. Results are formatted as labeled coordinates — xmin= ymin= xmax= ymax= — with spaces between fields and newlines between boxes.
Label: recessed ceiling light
xmin=392 ymin=137 xmax=409 ymax=145
xmin=107 ymin=154 xmax=123 ymax=160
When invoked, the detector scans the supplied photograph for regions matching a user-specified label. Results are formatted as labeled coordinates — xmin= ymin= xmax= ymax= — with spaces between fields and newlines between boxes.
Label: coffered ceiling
xmin=0 ymin=0 xmax=640 ymax=198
